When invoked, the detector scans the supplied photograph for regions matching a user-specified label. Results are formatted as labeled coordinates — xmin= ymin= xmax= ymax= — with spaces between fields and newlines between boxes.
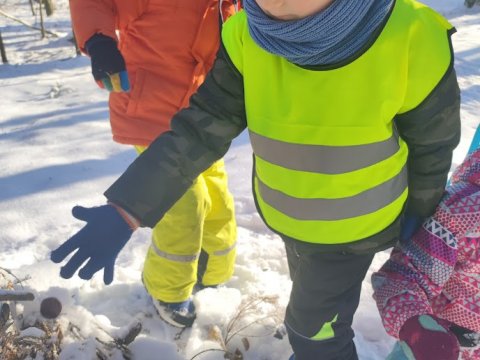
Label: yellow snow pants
xmin=136 ymin=146 xmax=237 ymax=303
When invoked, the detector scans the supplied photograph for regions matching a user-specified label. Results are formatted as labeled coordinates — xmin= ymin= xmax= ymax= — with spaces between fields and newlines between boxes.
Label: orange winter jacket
xmin=70 ymin=0 xmax=240 ymax=146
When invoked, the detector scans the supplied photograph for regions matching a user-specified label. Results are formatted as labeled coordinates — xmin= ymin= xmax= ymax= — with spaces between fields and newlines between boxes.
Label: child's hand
xmin=400 ymin=214 xmax=425 ymax=241
xmin=50 ymin=204 xmax=135 ymax=284
xmin=85 ymin=34 xmax=130 ymax=92
xmin=393 ymin=315 xmax=460 ymax=360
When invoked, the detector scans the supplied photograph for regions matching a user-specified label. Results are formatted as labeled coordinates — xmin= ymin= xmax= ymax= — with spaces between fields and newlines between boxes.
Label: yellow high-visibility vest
xmin=222 ymin=0 xmax=454 ymax=243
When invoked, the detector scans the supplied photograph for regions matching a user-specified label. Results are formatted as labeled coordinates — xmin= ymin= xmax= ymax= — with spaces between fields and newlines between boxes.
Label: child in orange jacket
xmin=68 ymin=0 xmax=240 ymax=327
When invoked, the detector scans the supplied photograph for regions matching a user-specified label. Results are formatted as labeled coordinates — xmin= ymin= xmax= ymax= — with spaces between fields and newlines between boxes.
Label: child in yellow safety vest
xmin=52 ymin=0 xmax=461 ymax=359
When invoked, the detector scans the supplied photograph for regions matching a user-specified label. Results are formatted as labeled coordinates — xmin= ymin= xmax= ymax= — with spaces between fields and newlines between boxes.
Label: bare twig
xmin=190 ymin=348 xmax=226 ymax=360
xmin=224 ymin=296 xmax=279 ymax=344
xmin=38 ymin=0 xmax=45 ymax=38
xmin=224 ymin=315 xmax=279 ymax=344
xmin=29 ymin=0 xmax=36 ymax=15
xmin=67 ymin=320 xmax=137 ymax=360
xmin=0 ymin=267 xmax=30 ymax=288
xmin=0 ymin=9 xmax=60 ymax=37
xmin=189 ymin=296 xmax=282 ymax=360
xmin=117 ymin=322 xmax=142 ymax=346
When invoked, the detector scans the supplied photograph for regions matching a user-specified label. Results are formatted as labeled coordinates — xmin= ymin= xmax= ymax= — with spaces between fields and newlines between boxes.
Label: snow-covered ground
xmin=0 ymin=1 xmax=479 ymax=359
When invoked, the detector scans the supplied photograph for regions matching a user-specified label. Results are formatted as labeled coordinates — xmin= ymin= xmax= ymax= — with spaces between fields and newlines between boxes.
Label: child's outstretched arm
xmin=51 ymin=44 xmax=247 ymax=282
xmin=104 ymin=44 xmax=247 ymax=227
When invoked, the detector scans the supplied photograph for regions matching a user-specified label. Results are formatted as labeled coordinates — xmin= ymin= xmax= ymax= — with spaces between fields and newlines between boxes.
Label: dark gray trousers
xmin=283 ymin=238 xmax=376 ymax=360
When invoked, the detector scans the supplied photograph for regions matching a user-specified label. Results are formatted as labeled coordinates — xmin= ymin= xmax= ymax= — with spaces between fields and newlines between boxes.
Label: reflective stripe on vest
xmin=222 ymin=0 xmax=453 ymax=244
xmin=250 ymin=130 xmax=400 ymax=174
xmin=257 ymin=166 xmax=407 ymax=221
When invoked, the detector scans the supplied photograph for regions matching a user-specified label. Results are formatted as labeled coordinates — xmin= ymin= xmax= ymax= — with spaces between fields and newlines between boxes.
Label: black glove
xmin=85 ymin=34 xmax=130 ymax=92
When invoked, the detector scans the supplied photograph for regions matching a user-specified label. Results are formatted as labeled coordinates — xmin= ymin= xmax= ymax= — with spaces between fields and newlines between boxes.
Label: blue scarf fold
xmin=244 ymin=0 xmax=394 ymax=66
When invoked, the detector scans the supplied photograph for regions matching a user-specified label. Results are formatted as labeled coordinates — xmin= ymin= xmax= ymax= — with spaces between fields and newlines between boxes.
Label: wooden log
xmin=0 ymin=290 xmax=35 ymax=301
xmin=0 ymin=9 xmax=59 ymax=37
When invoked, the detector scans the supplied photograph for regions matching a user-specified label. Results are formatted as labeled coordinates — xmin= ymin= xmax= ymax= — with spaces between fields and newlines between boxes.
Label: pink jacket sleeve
xmin=372 ymin=221 xmax=458 ymax=338
xmin=372 ymin=149 xmax=480 ymax=338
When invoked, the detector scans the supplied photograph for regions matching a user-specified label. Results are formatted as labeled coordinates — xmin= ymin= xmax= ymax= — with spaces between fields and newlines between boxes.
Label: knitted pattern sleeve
xmin=371 ymin=218 xmax=456 ymax=338
xmin=372 ymin=150 xmax=480 ymax=338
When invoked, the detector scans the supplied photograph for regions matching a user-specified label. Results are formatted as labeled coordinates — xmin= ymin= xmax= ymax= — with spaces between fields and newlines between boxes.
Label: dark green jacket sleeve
xmin=395 ymin=66 xmax=461 ymax=217
xmin=104 ymin=44 xmax=247 ymax=227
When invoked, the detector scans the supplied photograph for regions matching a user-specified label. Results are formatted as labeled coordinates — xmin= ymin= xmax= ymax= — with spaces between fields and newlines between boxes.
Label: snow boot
xmin=152 ymin=298 xmax=196 ymax=328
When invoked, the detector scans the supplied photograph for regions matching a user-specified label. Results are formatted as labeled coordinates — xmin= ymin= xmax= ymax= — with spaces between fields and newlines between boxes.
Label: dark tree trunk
xmin=0 ymin=30 xmax=7 ymax=64
xmin=38 ymin=0 xmax=46 ymax=38
xmin=72 ymin=30 xmax=81 ymax=56
xmin=29 ymin=0 xmax=36 ymax=15
xmin=43 ymin=0 xmax=55 ymax=16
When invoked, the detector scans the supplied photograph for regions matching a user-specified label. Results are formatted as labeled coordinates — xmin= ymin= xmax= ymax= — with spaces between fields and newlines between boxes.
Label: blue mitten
xmin=50 ymin=205 xmax=134 ymax=284
xmin=400 ymin=214 xmax=424 ymax=241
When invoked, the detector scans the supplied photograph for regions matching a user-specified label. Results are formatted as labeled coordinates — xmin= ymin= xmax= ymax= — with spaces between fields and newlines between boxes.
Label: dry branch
xmin=0 ymin=9 xmax=60 ymax=37
xmin=189 ymin=296 xmax=282 ymax=360
xmin=29 ymin=0 xmax=36 ymax=15
xmin=38 ymin=0 xmax=45 ymax=38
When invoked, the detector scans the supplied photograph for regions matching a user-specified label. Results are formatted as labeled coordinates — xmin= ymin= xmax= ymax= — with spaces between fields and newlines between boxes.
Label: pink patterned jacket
xmin=372 ymin=149 xmax=480 ymax=357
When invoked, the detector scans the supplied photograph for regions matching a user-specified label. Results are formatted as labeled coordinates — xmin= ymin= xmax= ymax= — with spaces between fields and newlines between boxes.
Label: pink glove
xmin=398 ymin=315 xmax=460 ymax=360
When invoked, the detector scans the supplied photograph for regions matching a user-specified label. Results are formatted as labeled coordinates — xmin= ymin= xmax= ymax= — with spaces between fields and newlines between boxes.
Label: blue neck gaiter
xmin=244 ymin=0 xmax=394 ymax=66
